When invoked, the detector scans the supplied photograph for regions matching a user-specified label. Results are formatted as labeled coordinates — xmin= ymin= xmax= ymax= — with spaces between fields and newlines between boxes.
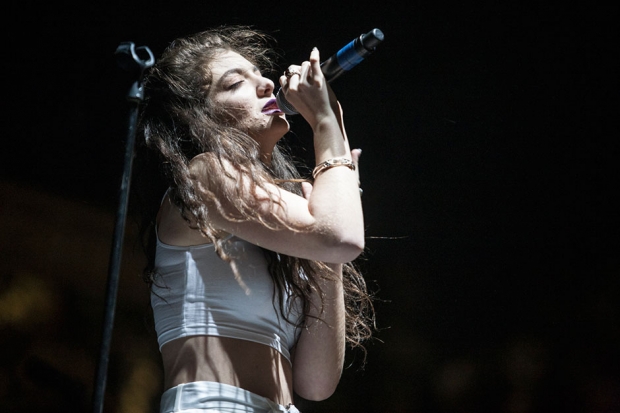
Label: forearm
xmin=308 ymin=114 xmax=364 ymax=258
xmin=312 ymin=99 xmax=350 ymax=162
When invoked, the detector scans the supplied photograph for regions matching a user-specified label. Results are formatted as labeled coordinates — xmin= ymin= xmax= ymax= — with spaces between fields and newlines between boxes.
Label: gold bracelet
xmin=312 ymin=158 xmax=356 ymax=179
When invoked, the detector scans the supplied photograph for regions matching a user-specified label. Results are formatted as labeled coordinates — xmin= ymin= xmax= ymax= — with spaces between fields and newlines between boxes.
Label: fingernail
xmin=312 ymin=47 xmax=318 ymax=51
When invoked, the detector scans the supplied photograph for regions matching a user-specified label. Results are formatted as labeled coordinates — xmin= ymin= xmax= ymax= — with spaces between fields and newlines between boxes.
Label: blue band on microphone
xmin=336 ymin=40 xmax=365 ymax=71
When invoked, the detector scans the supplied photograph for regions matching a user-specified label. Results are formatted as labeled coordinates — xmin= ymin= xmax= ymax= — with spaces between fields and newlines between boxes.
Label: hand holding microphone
xmin=279 ymin=48 xmax=337 ymax=124
xmin=276 ymin=28 xmax=384 ymax=116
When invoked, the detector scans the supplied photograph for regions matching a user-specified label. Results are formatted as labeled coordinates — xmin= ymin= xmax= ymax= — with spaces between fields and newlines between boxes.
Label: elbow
xmin=318 ymin=238 xmax=364 ymax=264
xmin=292 ymin=352 xmax=344 ymax=401
xmin=341 ymin=240 xmax=365 ymax=263
xmin=327 ymin=230 xmax=365 ymax=263
xmin=310 ymin=221 xmax=365 ymax=263
xmin=299 ymin=390 xmax=337 ymax=402
xmin=295 ymin=382 xmax=339 ymax=402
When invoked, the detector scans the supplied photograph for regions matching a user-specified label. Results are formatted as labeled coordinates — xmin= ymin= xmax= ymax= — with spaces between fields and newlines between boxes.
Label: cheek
xmin=217 ymin=100 xmax=254 ymax=125
xmin=241 ymin=115 xmax=269 ymax=133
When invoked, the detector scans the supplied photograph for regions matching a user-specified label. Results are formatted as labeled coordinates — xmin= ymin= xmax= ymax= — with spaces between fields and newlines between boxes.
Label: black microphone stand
xmin=91 ymin=42 xmax=154 ymax=413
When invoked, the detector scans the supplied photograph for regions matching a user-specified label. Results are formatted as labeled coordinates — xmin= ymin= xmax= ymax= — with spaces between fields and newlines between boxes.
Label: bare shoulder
xmin=189 ymin=153 xmax=239 ymax=189
xmin=156 ymin=192 xmax=212 ymax=246
xmin=189 ymin=152 xmax=218 ymax=177
xmin=190 ymin=151 xmax=217 ymax=166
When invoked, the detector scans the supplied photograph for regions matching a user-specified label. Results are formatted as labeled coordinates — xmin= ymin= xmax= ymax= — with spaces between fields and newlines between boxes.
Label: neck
xmin=258 ymin=141 xmax=277 ymax=166
xmin=260 ymin=151 xmax=272 ymax=166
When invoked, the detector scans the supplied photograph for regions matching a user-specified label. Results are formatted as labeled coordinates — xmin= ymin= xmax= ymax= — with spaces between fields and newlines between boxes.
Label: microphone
xmin=276 ymin=28 xmax=384 ymax=115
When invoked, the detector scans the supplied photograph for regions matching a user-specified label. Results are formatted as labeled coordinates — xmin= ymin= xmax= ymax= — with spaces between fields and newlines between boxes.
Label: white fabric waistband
xmin=160 ymin=381 xmax=300 ymax=413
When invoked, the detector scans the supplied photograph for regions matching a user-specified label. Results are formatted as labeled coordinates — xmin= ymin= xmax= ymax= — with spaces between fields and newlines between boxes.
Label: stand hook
xmin=114 ymin=42 xmax=155 ymax=102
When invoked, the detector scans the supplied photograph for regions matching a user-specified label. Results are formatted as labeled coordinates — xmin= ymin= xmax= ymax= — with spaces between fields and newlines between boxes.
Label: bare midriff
xmin=160 ymin=335 xmax=295 ymax=406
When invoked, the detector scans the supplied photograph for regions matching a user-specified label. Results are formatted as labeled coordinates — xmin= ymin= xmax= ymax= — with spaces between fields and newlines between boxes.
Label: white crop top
xmin=150 ymin=232 xmax=302 ymax=363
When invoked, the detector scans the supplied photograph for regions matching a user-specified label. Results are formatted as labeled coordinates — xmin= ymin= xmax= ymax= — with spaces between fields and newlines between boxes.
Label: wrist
xmin=312 ymin=158 xmax=355 ymax=179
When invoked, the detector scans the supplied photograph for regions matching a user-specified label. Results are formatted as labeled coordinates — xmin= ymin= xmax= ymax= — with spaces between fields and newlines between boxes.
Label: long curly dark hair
xmin=132 ymin=25 xmax=375 ymax=359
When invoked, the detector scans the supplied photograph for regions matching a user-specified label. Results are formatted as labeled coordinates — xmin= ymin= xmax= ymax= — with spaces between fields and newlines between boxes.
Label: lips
xmin=262 ymin=98 xmax=283 ymax=115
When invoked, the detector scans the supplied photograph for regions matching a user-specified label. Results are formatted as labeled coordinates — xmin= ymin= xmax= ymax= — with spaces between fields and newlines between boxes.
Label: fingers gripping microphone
xmin=276 ymin=28 xmax=384 ymax=115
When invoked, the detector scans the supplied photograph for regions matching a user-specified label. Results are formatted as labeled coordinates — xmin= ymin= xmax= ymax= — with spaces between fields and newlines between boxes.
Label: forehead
xmin=209 ymin=50 xmax=254 ymax=78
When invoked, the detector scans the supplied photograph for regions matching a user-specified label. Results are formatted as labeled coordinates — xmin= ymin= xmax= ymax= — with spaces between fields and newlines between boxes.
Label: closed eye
xmin=228 ymin=80 xmax=243 ymax=90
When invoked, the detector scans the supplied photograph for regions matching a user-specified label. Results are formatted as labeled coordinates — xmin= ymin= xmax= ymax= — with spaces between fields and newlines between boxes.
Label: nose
xmin=258 ymin=76 xmax=274 ymax=97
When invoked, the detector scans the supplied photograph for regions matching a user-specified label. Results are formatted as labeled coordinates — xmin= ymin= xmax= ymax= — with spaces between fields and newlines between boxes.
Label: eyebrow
xmin=217 ymin=65 xmax=261 ymax=84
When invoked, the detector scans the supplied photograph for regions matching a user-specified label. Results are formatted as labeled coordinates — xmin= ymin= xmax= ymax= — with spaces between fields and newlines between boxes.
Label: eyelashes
xmin=227 ymin=81 xmax=243 ymax=90
xmin=225 ymin=68 xmax=263 ymax=91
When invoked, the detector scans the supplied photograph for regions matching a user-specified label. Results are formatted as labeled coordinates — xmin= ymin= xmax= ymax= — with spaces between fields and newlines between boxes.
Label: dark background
xmin=2 ymin=1 xmax=618 ymax=412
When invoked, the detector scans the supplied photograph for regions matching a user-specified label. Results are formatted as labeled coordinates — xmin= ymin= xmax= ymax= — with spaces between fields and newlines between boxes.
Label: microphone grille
xmin=276 ymin=89 xmax=299 ymax=115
